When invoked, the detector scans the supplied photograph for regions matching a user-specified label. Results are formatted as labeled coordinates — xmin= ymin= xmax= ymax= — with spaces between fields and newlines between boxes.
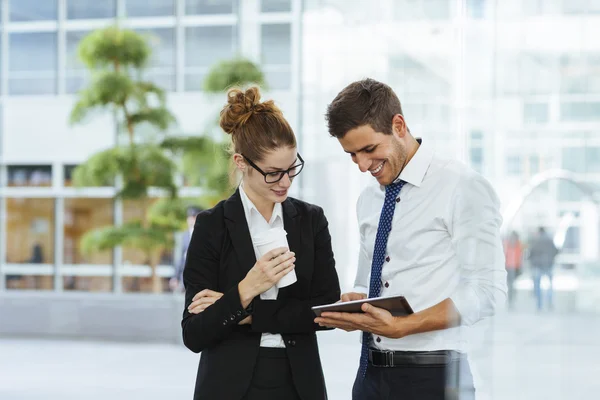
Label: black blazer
xmin=181 ymin=189 xmax=341 ymax=400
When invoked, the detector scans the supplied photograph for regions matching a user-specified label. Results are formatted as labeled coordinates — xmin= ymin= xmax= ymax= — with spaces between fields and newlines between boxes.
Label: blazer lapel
xmin=280 ymin=199 xmax=302 ymax=295
xmin=224 ymin=189 xmax=256 ymax=275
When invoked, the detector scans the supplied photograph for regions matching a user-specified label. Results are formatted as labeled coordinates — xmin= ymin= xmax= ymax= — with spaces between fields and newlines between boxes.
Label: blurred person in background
xmin=181 ymin=86 xmax=341 ymax=400
xmin=527 ymin=226 xmax=559 ymax=311
xmin=504 ymin=231 xmax=523 ymax=310
xmin=315 ymin=78 xmax=507 ymax=400
xmin=170 ymin=205 xmax=202 ymax=292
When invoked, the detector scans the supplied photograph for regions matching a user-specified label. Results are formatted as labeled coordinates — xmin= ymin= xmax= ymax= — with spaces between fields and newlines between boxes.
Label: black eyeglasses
xmin=242 ymin=153 xmax=305 ymax=184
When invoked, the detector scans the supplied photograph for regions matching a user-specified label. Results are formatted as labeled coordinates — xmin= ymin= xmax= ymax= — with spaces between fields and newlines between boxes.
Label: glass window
xmin=185 ymin=26 xmax=236 ymax=68
xmin=10 ymin=0 xmax=57 ymax=22
xmin=467 ymin=0 xmax=486 ymax=18
xmin=560 ymin=102 xmax=600 ymax=122
xmin=261 ymin=0 xmax=291 ymax=12
xmin=560 ymin=54 xmax=600 ymax=94
xmin=186 ymin=0 xmax=236 ymax=14
xmin=562 ymin=226 xmax=580 ymax=254
xmin=394 ymin=0 xmax=451 ymax=20
xmin=470 ymin=147 xmax=483 ymax=174
xmin=261 ymin=24 xmax=291 ymax=65
xmin=8 ymin=165 xmax=52 ymax=187
xmin=5 ymin=198 xmax=55 ymax=290
xmin=184 ymin=72 xmax=207 ymax=92
xmin=9 ymin=32 xmax=57 ymax=95
xmin=506 ymin=155 xmax=522 ymax=175
xmin=125 ymin=0 xmax=175 ymax=17
xmin=67 ymin=0 xmax=116 ymax=19
xmin=523 ymin=102 xmax=548 ymax=124
xmin=265 ymin=68 xmax=291 ymax=90
xmin=558 ymin=180 xmax=582 ymax=202
xmin=562 ymin=147 xmax=586 ymax=173
xmin=529 ymin=154 xmax=540 ymax=175
xmin=66 ymin=31 xmax=91 ymax=94
xmin=64 ymin=165 xmax=78 ymax=187
xmin=134 ymin=28 xmax=175 ymax=91
xmin=63 ymin=198 xmax=114 ymax=292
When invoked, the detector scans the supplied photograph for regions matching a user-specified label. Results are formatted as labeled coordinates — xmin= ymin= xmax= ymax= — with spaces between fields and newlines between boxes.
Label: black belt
xmin=368 ymin=349 xmax=464 ymax=367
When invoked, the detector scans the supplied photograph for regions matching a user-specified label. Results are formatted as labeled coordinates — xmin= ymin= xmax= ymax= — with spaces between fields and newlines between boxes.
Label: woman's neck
xmin=243 ymin=182 xmax=275 ymax=222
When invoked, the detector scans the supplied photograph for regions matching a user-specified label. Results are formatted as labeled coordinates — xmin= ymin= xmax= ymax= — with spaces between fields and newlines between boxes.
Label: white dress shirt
xmin=354 ymin=139 xmax=507 ymax=352
xmin=239 ymin=183 xmax=286 ymax=348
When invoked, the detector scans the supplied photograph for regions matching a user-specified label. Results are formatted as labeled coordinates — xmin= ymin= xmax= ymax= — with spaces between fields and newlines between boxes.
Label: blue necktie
xmin=358 ymin=180 xmax=405 ymax=378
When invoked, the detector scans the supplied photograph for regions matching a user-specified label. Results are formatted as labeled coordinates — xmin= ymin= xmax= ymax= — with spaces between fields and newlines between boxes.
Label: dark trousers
xmin=352 ymin=355 xmax=475 ymax=400
xmin=242 ymin=347 xmax=302 ymax=400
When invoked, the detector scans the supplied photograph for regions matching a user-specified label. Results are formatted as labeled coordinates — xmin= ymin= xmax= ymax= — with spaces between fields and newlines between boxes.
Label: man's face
xmin=338 ymin=124 xmax=407 ymax=186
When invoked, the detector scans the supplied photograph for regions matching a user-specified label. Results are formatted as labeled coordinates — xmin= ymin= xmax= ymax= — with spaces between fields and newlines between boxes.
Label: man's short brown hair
xmin=325 ymin=78 xmax=404 ymax=139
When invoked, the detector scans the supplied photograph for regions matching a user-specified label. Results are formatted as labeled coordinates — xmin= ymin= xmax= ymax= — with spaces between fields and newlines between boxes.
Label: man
xmin=315 ymin=78 xmax=507 ymax=400
xmin=527 ymin=226 xmax=559 ymax=311
xmin=170 ymin=205 xmax=202 ymax=292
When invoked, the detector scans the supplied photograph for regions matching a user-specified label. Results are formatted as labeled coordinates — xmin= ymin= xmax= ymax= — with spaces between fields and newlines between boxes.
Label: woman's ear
xmin=233 ymin=153 xmax=246 ymax=171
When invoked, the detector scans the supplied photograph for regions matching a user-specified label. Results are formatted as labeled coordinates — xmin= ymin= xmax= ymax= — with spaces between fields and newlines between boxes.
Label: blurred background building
xmin=0 ymin=0 xmax=599 ymax=297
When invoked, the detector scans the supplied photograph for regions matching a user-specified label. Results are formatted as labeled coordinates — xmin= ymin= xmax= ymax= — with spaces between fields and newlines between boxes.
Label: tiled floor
xmin=1 ymin=307 xmax=599 ymax=399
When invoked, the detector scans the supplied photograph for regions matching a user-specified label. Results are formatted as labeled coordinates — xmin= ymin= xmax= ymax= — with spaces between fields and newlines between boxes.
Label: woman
xmin=181 ymin=86 xmax=341 ymax=400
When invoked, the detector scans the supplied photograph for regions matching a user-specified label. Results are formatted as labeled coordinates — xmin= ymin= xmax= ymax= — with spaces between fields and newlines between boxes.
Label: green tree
xmin=70 ymin=26 xmax=179 ymax=293
xmin=161 ymin=57 xmax=267 ymax=208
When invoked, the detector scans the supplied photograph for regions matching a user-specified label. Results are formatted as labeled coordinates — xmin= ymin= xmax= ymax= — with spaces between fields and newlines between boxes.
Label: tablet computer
xmin=312 ymin=295 xmax=414 ymax=317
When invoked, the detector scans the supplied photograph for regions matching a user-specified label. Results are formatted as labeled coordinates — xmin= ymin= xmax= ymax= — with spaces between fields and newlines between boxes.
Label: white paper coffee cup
xmin=252 ymin=227 xmax=297 ymax=288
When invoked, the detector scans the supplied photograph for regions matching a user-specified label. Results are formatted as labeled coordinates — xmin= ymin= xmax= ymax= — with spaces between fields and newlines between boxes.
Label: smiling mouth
xmin=273 ymin=189 xmax=287 ymax=196
xmin=370 ymin=161 xmax=385 ymax=176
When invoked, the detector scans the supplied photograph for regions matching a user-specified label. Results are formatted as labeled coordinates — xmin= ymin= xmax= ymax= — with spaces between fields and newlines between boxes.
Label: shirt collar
xmin=392 ymin=138 xmax=433 ymax=188
xmin=239 ymin=182 xmax=283 ymax=225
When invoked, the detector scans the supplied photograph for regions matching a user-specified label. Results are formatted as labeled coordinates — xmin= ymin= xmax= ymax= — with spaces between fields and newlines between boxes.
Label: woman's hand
xmin=188 ymin=289 xmax=252 ymax=325
xmin=238 ymin=247 xmax=296 ymax=307
xmin=187 ymin=289 xmax=223 ymax=314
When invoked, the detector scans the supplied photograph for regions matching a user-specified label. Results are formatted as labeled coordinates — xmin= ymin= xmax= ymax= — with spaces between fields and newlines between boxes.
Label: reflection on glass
xmin=125 ymin=0 xmax=175 ymax=17
xmin=9 ymin=32 xmax=58 ymax=95
xmin=8 ymin=165 xmax=52 ymax=187
xmin=261 ymin=0 xmax=291 ymax=13
xmin=5 ymin=198 xmax=55 ymax=290
xmin=67 ymin=0 xmax=116 ymax=19
xmin=10 ymin=0 xmax=57 ymax=22
xmin=186 ymin=0 xmax=236 ymax=14
xmin=63 ymin=198 xmax=113 ymax=292
xmin=185 ymin=26 xmax=236 ymax=68
xmin=261 ymin=24 xmax=291 ymax=65
xmin=122 ymin=199 xmax=172 ymax=292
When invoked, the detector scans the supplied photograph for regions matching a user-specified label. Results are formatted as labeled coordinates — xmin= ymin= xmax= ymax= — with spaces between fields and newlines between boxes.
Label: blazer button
xmin=236 ymin=310 xmax=242 ymax=316
xmin=376 ymin=337 xmax=381 ymax=343
xmin=287 ymin=340 xmax=296 ymax=347
xmin=222 ymin=321 xmax=227 ymax=326
xmin=230 ymin=315 xmax=235 ymax=321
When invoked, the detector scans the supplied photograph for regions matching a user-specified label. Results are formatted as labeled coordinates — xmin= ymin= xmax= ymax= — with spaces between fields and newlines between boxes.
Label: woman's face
xmin=240 ymin=146 xmax=300 ymax=205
